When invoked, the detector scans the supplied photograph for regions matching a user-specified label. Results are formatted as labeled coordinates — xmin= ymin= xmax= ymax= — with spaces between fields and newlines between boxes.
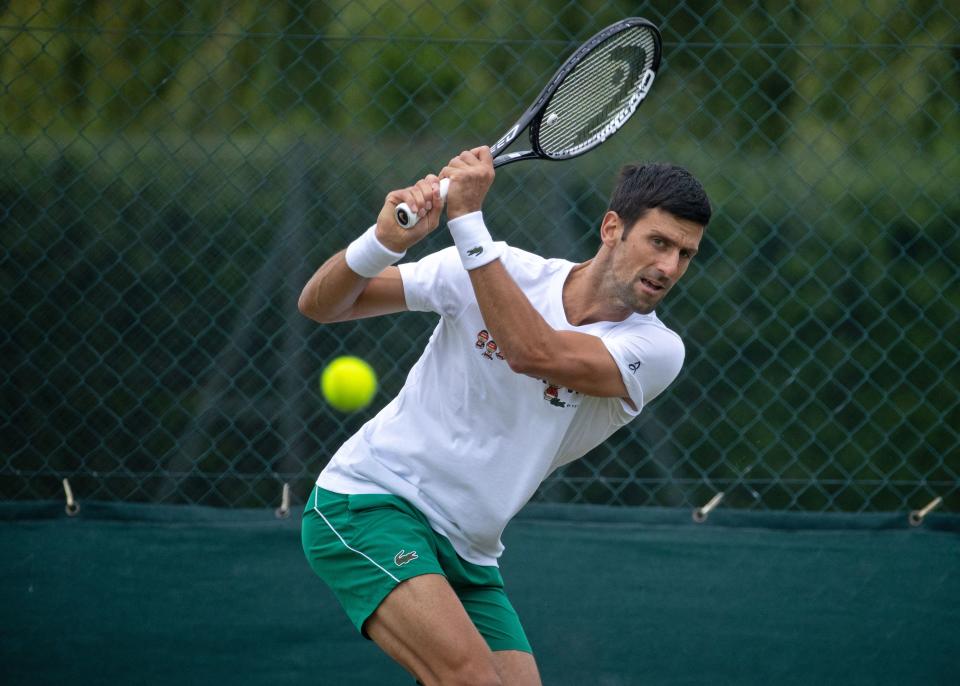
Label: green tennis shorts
xmin=301 ymin=485 xmax=532 ymax=654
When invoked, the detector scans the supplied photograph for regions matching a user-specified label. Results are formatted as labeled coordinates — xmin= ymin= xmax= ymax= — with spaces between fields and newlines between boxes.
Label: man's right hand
xmin=441 ymin=146 xmax=495 ymax=220
xmin=376 ymin=174 xmax=444 ymax=252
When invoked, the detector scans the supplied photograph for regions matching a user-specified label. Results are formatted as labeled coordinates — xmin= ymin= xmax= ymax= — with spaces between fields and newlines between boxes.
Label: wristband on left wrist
xmin=344 ymin=225 xmax=406 ymax=277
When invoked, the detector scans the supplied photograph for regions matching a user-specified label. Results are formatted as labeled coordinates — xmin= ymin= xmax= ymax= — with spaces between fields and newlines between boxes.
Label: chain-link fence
xmin=2 ymin=1 xmax=957 ymax=514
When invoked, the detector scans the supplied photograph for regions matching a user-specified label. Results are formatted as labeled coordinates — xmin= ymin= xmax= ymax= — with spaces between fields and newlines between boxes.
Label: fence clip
xmin=692 ymin=492 xmax=724 ymax=523
xmin=908 ymin=496 xmax=943 ymax=527
xmin=62 ymin=478 xmax=80 ymax=517
xmin=275 ymin=483 xmax=291 ymax=519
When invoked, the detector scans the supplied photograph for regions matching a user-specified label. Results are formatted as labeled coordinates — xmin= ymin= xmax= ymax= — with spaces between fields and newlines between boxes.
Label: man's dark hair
xmin=608 ymin=162 xmax=711 ymax=236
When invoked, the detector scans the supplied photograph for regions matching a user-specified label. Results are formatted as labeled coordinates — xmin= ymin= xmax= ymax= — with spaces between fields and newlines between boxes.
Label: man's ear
xmin=600 ymin=211 xmax=623 ymax=247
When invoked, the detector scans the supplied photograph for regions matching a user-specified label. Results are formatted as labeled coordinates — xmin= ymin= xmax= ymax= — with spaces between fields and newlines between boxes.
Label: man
xmin=299 ymin=147 xmax=711 ymax=686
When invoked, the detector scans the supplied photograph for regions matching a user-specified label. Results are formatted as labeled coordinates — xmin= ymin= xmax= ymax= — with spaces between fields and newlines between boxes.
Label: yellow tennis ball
xmin=320 ymin=356 xmax=378 ymax=412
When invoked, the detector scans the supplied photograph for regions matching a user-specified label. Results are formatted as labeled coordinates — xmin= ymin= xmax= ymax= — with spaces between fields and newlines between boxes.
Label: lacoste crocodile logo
xmin=467 ymin=246 xmax=484 ymax=257
xmin=394 ymin=549 xmax=418 ymax=566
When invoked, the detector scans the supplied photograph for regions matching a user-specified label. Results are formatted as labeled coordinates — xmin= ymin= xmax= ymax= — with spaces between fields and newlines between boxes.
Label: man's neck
xmin=561 ymin=259 xmax=633 ymax=326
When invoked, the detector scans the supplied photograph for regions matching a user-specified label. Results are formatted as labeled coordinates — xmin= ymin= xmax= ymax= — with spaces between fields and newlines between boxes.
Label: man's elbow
xmin=504 ymin=345 xmax=546 ymax=376
xmin=298 ymin=291 xmax=331 ymax=323
xmin=297 ymin=290 xmax=315 ymax=317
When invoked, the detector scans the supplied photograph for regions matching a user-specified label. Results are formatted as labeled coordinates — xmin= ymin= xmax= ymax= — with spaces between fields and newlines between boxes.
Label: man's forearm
xmin=298 ymin=250 xmax=369 ymax=323
xmin=466 ymin=259 xmax=554 ymax=372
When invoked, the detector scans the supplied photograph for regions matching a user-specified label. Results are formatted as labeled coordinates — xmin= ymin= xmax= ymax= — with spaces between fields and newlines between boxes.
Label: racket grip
xmin=395 ymin=178 xmax=449 ymax=229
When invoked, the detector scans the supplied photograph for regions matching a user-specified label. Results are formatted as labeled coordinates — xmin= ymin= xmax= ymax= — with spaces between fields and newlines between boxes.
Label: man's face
xmin=609 ymin=207 xmax=704 ymax=314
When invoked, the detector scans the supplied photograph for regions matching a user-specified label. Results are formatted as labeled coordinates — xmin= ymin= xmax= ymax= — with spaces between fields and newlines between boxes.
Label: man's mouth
xmin=639 ymin=277 xmax=664 ymax=293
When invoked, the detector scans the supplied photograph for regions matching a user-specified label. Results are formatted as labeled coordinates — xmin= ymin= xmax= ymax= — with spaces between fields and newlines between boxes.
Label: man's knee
xmin=432 ymin=655 xmax=502 ymax=686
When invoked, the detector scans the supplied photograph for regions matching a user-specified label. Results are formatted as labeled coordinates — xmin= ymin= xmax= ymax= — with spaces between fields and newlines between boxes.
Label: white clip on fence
xmin=692 ymin=492 xmax=724 ymax=523
xmin=62 ymin=478 xmax=80 ymax=517
xmin=908 ymin=496 xmax=943 ymax=527
xmin=275 ymin=483 xmax=291 ymax=519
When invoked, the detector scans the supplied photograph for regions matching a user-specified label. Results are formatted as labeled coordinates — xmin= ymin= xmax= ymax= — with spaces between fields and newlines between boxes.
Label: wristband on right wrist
xmin=447 ymin=211 xmax=503 ymax=270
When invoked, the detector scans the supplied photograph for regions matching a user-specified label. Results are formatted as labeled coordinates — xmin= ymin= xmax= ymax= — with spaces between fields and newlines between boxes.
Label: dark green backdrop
xmin=3 ymin=503 xmax=957 ymax=685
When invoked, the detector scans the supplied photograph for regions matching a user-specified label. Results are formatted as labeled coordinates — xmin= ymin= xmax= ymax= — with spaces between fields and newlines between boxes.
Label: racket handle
xmin=395 ymin=178 xmax=449 ymax=229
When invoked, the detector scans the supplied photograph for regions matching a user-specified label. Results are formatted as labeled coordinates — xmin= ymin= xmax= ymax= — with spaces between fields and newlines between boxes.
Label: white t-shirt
xmin=317 ymin=243 xmax=685 ymax=566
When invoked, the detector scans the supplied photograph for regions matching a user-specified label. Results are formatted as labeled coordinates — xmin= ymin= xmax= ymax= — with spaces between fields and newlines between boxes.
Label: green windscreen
xmin=3 ymin=502 xmax=956 ymax=685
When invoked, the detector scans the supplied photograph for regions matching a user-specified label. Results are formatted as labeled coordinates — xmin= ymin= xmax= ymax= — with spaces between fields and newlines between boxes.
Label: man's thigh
xmin=365 ymin=573 xmax=500 ymax=684
xmin=301 ymin=487 xmax=445 ymax=633
xmin=367 ymin=575 xmax=542 ymax=686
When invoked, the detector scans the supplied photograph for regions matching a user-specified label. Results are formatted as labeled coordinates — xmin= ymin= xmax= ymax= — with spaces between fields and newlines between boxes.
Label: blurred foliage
xmin=1 ymin=0 xmax=957 ymax=511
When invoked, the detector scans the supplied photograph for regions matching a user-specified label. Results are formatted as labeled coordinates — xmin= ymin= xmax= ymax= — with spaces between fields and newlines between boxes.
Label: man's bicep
xmin=328 ymin=266 xmax=408 ymax=322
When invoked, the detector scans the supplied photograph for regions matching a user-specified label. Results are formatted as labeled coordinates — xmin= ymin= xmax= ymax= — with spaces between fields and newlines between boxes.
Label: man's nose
xmin=656 ymin=251 xmax=681 ymax=280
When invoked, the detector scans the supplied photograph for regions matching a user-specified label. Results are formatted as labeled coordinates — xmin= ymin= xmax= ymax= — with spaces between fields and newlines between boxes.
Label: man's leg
xmin=304 ymin=489 xmax=539 ymax=684
xmin=492 ymin=650 xmax=542 ymax=686
xmin=364 ymin=573 xmax=502 ymax=686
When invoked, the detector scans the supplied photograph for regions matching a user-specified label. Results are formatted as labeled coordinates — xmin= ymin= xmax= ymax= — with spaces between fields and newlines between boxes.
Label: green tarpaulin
xmin=3 ymin=502 xmax=957 ymax=685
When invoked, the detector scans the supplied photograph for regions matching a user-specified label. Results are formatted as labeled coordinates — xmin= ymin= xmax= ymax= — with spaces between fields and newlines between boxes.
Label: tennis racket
xmin=395 ymin=17 xmax=662 ymax=229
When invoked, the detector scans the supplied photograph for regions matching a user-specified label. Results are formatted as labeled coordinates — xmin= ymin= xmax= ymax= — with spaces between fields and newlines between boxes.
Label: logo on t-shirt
xmin=629 ymin=360 xmax=642 ymax=373
xmin=474 ymin=329 xmax=505 ymax=360
xmin=541 ymin=380 xmax=581 ymax=409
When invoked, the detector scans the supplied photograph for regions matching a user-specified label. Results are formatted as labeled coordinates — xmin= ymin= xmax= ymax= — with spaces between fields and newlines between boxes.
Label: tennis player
xmin=300 ymin=147 xmax=711 ymax=686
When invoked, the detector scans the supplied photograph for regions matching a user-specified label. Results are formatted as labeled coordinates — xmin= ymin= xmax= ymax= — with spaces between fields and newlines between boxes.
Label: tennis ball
xmin=320 ymin=356 xmax=378 ymax=412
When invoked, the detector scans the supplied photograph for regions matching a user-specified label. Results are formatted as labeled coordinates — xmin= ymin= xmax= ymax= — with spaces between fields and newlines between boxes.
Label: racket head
xmin=527 ymin=18 xmax=662 ymax=161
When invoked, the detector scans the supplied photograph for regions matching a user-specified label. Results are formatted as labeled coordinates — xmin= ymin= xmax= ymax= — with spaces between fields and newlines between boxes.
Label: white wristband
xmin=344 ymin=225 xmax=406 ymax=278
xmin=447 ymin=211 xmax=503 ymax=270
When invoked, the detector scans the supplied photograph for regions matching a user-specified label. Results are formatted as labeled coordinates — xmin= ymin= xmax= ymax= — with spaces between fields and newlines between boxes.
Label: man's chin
xmin=632 ymin=300 xmax=658 ymax=315
xmin=632 ymin=283 xmax=668 ymax=312
xmin=631 ymin=291 xmax=664 ymax=314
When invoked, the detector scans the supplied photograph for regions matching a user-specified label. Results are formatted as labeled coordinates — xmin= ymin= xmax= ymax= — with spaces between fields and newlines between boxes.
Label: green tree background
xmin=2 ymin=0 xmax=957 ymax=511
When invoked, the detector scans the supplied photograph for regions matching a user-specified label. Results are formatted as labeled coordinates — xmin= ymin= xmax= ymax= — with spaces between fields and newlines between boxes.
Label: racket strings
xmin=538 ymin=27 xmax=658 ymax=157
